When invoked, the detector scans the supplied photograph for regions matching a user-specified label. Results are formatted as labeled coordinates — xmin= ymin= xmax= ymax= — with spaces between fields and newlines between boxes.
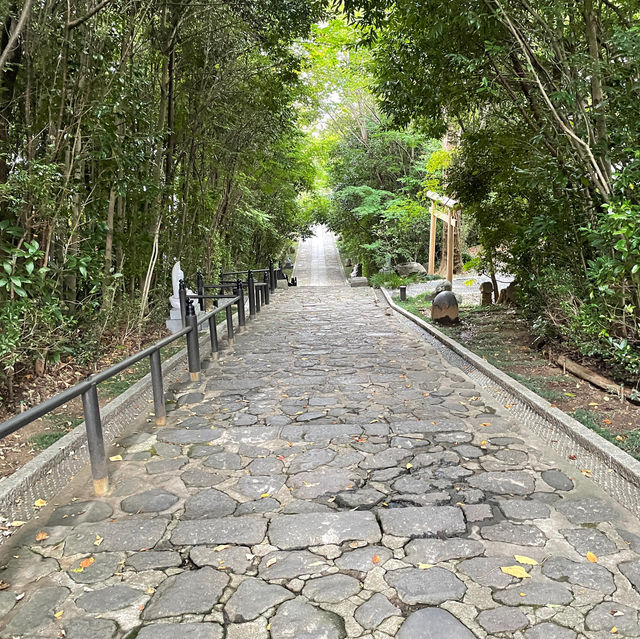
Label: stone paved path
xmin=293 ymin=225 xmax=346 ymax=287
xmin=2 ymin=233 xmax=640 ymax=638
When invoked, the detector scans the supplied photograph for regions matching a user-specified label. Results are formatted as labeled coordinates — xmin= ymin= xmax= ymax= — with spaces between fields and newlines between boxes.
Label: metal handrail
xmin=0 ymin=259 xmax=277 ymax=498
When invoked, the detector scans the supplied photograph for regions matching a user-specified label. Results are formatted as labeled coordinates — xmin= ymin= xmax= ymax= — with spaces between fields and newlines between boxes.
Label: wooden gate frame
xmin=426 ymin=190 xmax=461 ymax=284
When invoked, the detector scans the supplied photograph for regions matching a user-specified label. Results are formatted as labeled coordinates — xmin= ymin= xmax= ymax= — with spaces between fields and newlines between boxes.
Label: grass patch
xmin=507 ymin=371 xmax=564 ymax=401
xmin=29 ymin=430 xmax=67 ymax=450
xmin=572 ymin=408 xmax=640 ymax=461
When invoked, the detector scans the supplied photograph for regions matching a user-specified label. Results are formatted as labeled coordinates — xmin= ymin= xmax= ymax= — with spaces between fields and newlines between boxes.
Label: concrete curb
xmin=381 ymin=287 xmax=640 ymax=493
xmin=0 ymin=297 xmax=259 ymax=525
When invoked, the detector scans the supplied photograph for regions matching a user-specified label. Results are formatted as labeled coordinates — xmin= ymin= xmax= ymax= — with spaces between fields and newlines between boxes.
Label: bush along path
xmin=2 ymin=277 xmax=640 ymax=637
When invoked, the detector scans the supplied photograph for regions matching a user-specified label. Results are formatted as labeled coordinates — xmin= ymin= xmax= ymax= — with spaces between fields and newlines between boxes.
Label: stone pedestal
xmin=166 ymin=308 xmax=208 ymax=334
xmin=166 ymin=308 xmax=183 ymax=334
xmin=277 ymin=279 xmax=289 ymax=290
xmin=349 ymin=277 xmax=369 ymax=288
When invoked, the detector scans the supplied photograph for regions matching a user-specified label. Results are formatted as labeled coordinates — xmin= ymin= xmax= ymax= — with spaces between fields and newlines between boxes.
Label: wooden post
xmin=428 ymin=203 xmax=437 ymax=275
xmin=447 ymin=210 xmax=454 ymax=284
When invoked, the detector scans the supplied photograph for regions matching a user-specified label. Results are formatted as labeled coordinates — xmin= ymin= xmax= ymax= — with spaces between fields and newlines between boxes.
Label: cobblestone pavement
xmin=3 ymin=241 xmax=640 ymax=638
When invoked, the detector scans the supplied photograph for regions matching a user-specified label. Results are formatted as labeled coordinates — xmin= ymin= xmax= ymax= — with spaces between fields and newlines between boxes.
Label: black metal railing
xmin=0 ymin=260 xmax=279 ymax=497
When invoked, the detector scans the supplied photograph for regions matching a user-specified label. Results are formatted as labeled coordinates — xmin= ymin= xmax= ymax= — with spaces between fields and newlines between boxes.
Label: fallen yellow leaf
xmin=586 ymin=551 xmax=598 ymax=563
xmin=54 ymin=610 xmax=63 ymax=618
xmin=260 ymin=493 xmax=270 ymax=499
xmin=94 ymin=535 xmax=104 ymax=547
xmin=35 ymin=531 xmax=49 ymax=542
xmin=514 ymin=555 xmax=538 ymax=566
xmin=34 ymin=499 xmax=47 ymax=508
xmin=501 ymin=565 xmax=531 ymax=579
xmin=9 ymin=521 xmax=25 ymax=527
xmin=406 ymin=463 xmax=413 ymax=469
xmin=418 ymin=563 xmax=433 ymax=569
xmin=79 ymin=557 xmax=95 ymax=569
xmin=109 ymin=455 xmax=123 ymax=462
xmin=611 ymin=627 xmax=618 ymax=634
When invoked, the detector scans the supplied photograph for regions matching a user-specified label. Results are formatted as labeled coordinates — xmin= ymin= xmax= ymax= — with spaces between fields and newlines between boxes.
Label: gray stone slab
xmin=225 ymin=578 xmax=293 ymax=622
xmin=334 ymin=488 xmax=385 ymax=509
xmin=335 ymin=546 xmax=392 ymax=571
xmin=560 ymin=528 xmax=618 ymax=556
xmin=184 ymin=488 xmax=237 ymax=519
xmin=63 ymin=617 xmax=118 ymax=639
xmin=525 ymin=623 xmax=576 ymax=639
xmin=405 ymin=538 xmax=484 ymax=564
xmin=458 ymin=557 xmax=524 ymax=588
xmin=390 ymin=420 xmax=467 ymax=434
xmin=355 ymin=593 xmax=399 ymax=630
xmin=121 ymin=488 xmax=179 ymax=513
xmin=172 ymin=516 xmax=267 ymax=546
xmin=477 ymin=606 xmax=529 ymax=633
xmin=556 ymin=498 xmax=619 ymax=524
xmin=397 ymin=607 xmax=476 ymax=639
xmin=302 ymin=574 xmax=361 ymax=603
xmin=542 ymin=556 xmax=615 ymax=594
xmin=1 ymin=586 xmax=69 ymax=637
xmin=136 ymin=623 xmax=224 ymax=639
xmin=246 ymin=457 xmax=283 ymax=475
xmin=481 ymin=521 xmax=547 ymax=546
xmin=619 ymin=558 xmax=640 ymax=593
xmin=585 ymin=602 xmax=639 ymax=634
xmin=493 ymin=581 xmax=573 ymax=606
xmin=181 ymin=468 xmax=225 ymax=487
xmin=142 ymin=567 xmax=229 ymax=619
xmin=47 ymin=500 xmax=113 ymax=526
xmin=68 ymin=551 xmax=125 ymax=583
xmin=203 ymin=451 xmax=244 ymax=469
xmin=126 ymin=551 xmax=182 ymax=571
xmin=236 ymin=497 xmax=281 ymax=515
xmin=385 ymin=566 xmax=466 ymax=604
xmin=468 ymin=471 xmax=535 ymax=495
xmin=288 ymin=448 xmax=336 ymax=474
xmin=288 ymin=467 xmax=360 ymax=499
xmin=76 ymin=585 xmax=142 ymax=612
xmin=269 ymin=599 xmax=346 ymax=639
xmin=258 ymin=550 xmax=329 ymax=579
xmin=379 ymin=506 xmax=465 ymax=538
xmin=146 ymin=457 xmax=188 ymax=474
xmin=235 ymin=475 xmax=286 ymax=500
xmin=541 ymin=469 xmax=574 ymax=491
xmin=498 ymin=499 xmax=550 ymax=520
xmin=191 ymin=546 xmax=254 ymax=574
xmin=0 ymin=548 xmax=59 ymax=587
xmin=268 ymin=512 xmax=381 ymax=549
xmin=64 ymin=518 xmax=168 ymax=554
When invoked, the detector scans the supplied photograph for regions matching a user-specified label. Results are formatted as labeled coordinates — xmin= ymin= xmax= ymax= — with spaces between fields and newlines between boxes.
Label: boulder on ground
xmin=497 ymin=282 xmax=517 ymax=304
xmin=431 ymin=291 xmax=459 ymax=325
xmin=395 ymin=262 xmax=427 ymax=277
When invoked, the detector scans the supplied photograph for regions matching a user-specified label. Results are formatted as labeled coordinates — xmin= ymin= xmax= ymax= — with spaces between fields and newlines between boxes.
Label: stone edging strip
xmin=381 ymin=287 xmax=640 ymax=515
xmin=0 ymin=302 xmax=253 ymax=526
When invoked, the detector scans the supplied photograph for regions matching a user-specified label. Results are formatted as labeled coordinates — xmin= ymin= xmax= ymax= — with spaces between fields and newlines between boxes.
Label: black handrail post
xmin=82 ymin=383 xmax=109 ymax=496
xmin=185 ymin=300 xmax=201 ymax=382
xmin=179 ymin=280 xmax=188 ymax=327
xmin=248 ymin=270 xmax=256 ymax=319
xmin=236 ymin=279 xmax=246 ymax=327
xmin=208 ymin=313 xmax=219 ymax=356
xmin=269 ymin=258 xmax=276 ymax=293
xmin=263 ymin=272 xmax=270 ymax=305
xmin=150 ymin=350 xmax=166 ymax=426
xmin=255 ymin=282 xmax=261 ymax=313
xmin=225 ymin=304 xmax=234 ymax=343
xmin=197 ymin=271 xmax=205 ymax=311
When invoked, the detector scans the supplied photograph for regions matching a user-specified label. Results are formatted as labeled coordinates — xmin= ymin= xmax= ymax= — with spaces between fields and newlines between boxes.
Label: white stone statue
xmin=169 ymin=261 xmax=195 ymax=309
